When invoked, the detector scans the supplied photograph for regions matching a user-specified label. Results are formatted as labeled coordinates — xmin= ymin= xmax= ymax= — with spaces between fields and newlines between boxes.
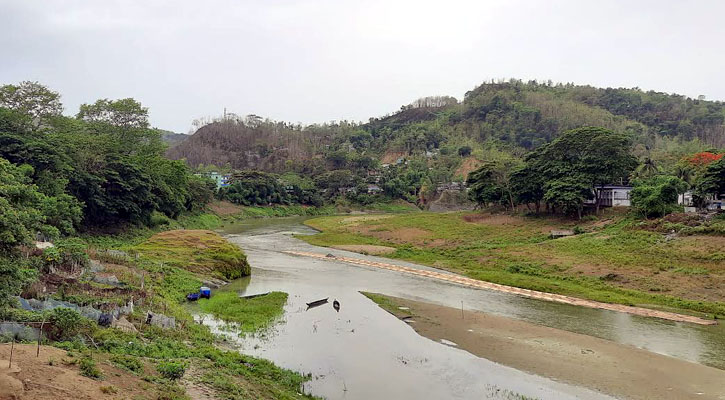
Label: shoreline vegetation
xmin=0 ymin=201 xmax=415 ymax=399
xmin=301 ymin=211 xmax=725 ymax=318
xmin=1 ymin=211 xmax=319 ymax=399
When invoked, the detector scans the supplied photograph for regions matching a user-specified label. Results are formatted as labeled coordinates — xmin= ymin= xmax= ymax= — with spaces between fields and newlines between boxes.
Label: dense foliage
xmin=631 ymin=176 xmax=688 ymax=218
xmin=0 ymin=81 xmax=214 ymax=306
xmin=0 ymin=81 xmax=213 ymax=231
xmin=168 ymin=79 xmax=725 ymax=210
xmin=467 ymin=127 xmax=639 ymax=218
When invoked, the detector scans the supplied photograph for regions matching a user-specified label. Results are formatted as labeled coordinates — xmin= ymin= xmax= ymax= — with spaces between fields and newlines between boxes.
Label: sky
xmin=1 ymin=0 xmax=724 ymax=133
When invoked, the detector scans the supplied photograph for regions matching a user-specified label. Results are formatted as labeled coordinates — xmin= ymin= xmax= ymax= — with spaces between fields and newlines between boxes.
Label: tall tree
xmin=533 ymin=126 xmax=638 ymax=213
xmin=77 ymin=98 xmax=149 ymax=129
xmin=0 ymin=81 xmax=63 ymax=130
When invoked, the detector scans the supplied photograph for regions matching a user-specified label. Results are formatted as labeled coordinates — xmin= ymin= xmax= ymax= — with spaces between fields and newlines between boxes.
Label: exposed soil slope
xmin=0 ymin=344 xmax=152 ymax=400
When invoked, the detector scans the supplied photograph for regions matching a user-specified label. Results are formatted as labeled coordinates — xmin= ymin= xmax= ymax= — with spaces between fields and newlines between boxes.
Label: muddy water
xmin=204 ymin=217 xmax=725 ymax=399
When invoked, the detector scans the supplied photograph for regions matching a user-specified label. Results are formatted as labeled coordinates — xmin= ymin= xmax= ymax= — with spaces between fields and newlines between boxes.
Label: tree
xmin=0 ymin=257 xmax=36 ymax=309
xmin=0 ymin=158 xmax=78 ymax=250
xmin=510 ymin=164 xmax=545 ymax=213
xmin=220 ymin=170 xmax=290 ymax=206
xmin=533 ymin=127 xmax=638 ymax=213
xmin=631 ymin=157 xmax=659 ymax=179
xmin=458 ymin=145 xmax=472 ymax=157
xmin=543 ymin=175 xmax=592 ymax=219
xmin=467 ymin=158 xmax=522 ymax=209
xmin=630 ymin=176 xmax=687 ymax=218
xmin=77 ymin=98 xmax=149 ymax=129
xmin=693 ymin=157 xmax=725 ymax=208
xmin=0 ymin=81 xmax=63 ymax=129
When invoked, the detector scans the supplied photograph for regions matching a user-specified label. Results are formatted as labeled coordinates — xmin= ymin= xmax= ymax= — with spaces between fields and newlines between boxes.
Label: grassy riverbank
xmin=303 ymin=212 xmax=725 ymax=317
xmin=200 ymin=291 xmax=288 ymax=334
xmin=2 ymin=226 xmax=315 ymax=399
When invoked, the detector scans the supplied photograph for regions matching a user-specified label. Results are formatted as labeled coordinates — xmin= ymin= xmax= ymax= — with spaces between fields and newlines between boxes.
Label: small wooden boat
xmin=333 ymin=300 xmax=340 ymax=312
xmin=306 ymin=298 xmax=328 ymax=309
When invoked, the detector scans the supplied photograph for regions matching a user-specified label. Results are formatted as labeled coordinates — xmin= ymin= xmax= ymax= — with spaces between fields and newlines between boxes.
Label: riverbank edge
xmin=299 ymin=214 xmax=724 ymax=319
xmin=3 ymin=223 xmax=318 ymax=399
xmin=362 ymin=292 xmax=725 ymax=400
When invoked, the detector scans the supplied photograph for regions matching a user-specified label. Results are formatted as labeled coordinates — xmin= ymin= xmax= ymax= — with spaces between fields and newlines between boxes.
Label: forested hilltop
xmin=166 ymin=79 xmax=724 ymax=208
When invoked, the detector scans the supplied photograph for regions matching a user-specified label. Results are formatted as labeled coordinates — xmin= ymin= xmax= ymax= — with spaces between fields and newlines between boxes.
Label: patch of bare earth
xmin=380 ymin=150 xmax=407 ymax=164
xmin=453 ymin=157 xmax=482 ymax=180
xmin=0 ymin=344 xmax=153 ymax=400
xmin=357 ymin=226 xmax=432 ymax=244
xmin=331 ymin=245 xmax=396 ymax=255
xmin=182 ymin=365 xmax=220 ymax=400
xmin=208 ymin=200 xmax=242 ymax=216
xmin=340 ymin=215 xmax=392 ymax=225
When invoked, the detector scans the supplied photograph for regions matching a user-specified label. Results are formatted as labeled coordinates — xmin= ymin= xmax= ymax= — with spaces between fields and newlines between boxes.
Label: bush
xmin=47 ymin=308 xmax=86 ymax=341
xmin=157 ymin=361 xmax=186 ymax=380
xmin=100 ymin=385 xmax=118 ymax=394
xmin=110 ymin=354 xmax=144 ymax=374
xmin=79 ymin=357 xmax=103 ymax=379
xmin=150 ymin=211 xmax=172 ymax=227
xmin=631 ymin=176 xmax=687 ymax=218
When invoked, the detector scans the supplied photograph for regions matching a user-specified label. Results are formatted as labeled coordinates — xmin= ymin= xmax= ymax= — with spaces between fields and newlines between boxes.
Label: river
xmin=197 ymin=216 xmax=725 ymax=400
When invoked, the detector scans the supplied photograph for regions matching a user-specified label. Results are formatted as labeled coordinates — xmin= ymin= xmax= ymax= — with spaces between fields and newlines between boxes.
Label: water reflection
xmin=202 ymin=216 xmax=724 ymax=400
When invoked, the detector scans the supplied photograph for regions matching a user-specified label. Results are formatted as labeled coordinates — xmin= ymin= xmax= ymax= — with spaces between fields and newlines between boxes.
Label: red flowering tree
xmin=685 ymin=152 xmax=723 ymax=167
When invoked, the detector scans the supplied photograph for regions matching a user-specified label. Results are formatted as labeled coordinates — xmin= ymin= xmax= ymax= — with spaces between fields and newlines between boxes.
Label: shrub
xmin=631 ymin=176 xmax=687 ymax=218
xmin=47 ymin=308 xmax=86 ymax=341
xmin=157 ymin=361 xmax=186 ymax=380
xmin=150 ymin=211 xmax=172 ymax=227
xmin=79 ymin=357 xmax=103 ymax=379
xmin=110 ymin=354 xmax=144 ymax=374
xmin=100 ymin=385 xmax=118 ymax=394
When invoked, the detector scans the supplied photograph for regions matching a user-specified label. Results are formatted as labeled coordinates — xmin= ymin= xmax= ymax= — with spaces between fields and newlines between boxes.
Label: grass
xmin=362 ymin=292 xmax=414 ymax=317
xmin=199 ymin=291 xmax=288 ymax=334
xmin=302 ymin=212 xmax=725 ymax=317
xmin=133 ymin=230 xmax=250 ymax=280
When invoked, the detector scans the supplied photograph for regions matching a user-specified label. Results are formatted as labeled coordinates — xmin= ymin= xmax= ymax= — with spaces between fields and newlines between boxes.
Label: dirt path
xmin=0 ymin=344 xmax=153 ymax=400
xmin=286 ymin=250 xmax=717 ymax=325
xmin=369 ymin=294 xmax=725 ymax=400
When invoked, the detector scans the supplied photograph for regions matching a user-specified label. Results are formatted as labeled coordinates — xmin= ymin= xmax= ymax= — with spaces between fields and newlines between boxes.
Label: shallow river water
xmin=197 ymin=217 xmax=725 ymax=400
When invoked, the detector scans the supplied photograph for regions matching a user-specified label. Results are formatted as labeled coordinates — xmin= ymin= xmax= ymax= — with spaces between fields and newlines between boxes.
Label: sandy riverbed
xmin=369 ymin=293 xmax=725 ymax=400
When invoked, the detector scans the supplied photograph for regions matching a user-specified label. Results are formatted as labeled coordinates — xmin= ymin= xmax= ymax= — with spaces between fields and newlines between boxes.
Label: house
xmin=196 ymin=171 xmax=231 ymax=189
xmin=584 ymin=185 xmax=632 ymax=207
xmin=436 ymin=182 xmax=466 ymax=192
xmin=680 ymin=190 xmax=725 ymax=212
xmin=366 ymin=184 xmax=382 ymax=194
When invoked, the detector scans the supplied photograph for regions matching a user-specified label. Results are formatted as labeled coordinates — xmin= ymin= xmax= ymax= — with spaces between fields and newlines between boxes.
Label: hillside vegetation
xmin=167 ymin=79 xmax=724 ymax=211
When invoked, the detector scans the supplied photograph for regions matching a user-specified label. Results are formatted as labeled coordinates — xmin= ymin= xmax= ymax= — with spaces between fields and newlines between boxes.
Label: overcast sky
xmin=1 ymin=0 xmax=724 ymax=133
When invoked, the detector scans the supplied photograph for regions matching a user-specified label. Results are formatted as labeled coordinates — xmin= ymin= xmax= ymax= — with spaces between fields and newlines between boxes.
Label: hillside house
xmin=679 ymin=190 xmax=725 ymax=212
xmin=436 ymin=182 xmax=466 ymax=192
xmin=584 ymin=185 xmax=632 ymax=207
xmin=367 ymin=184 xmax=383 ymax=194
xmin=195 ymin=172 xmax=230 ymax=189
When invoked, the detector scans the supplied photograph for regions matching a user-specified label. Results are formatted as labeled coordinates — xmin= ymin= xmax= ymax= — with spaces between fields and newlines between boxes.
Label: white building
xmin=584 ymin=185 xmax=632 ymax=207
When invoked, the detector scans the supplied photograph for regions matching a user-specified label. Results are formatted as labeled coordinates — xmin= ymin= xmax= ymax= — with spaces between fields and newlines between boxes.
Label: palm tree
xmin=674 ymin=164 xmax=694 ymax=185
